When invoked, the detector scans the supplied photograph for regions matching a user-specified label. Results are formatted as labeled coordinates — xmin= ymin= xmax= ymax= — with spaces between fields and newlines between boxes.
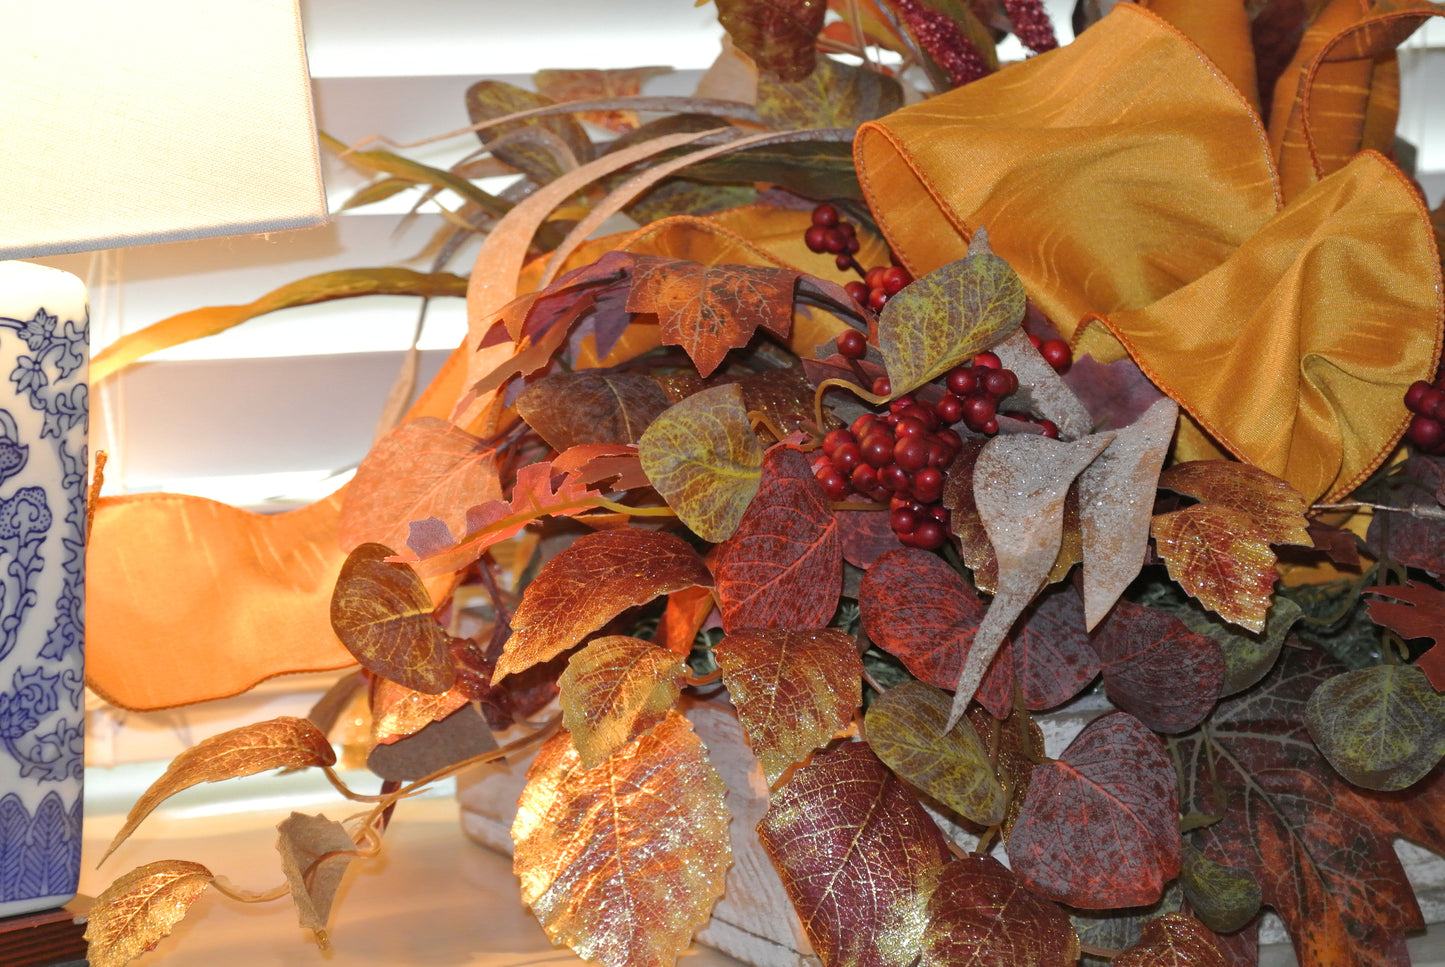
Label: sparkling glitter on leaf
xmin=512 ymin=711 xmax=731 ymax=967
xmin=276 ymin=812 xmax=359 ymax=949
xmin=559 ymin=635 xmax=686 ymax=770
xmin=1113 ymin=913 xmax=1228 ymax=967
xmin=1089 ymin=599 xmax=1225 ymax=734
xmin=941 ymin=435 xmax=998 ymax=592
xmin=859 ymin=546 xmax=988 ymax=693
xmin=1305 ymin=664 xmax=1445 ymax=792
xmin=1152 ymin=504 xmax=1276 ymax=633
xmin=370 ymin=678 xmax=470 ymax=745
xmin=715 ymin=626 xmax=860 ymax=785
xmin=85 ymin=860 xmax=213 ymax=967
xmin=1158 ymin=461 xmax=1311 ymax=547
xmin=993 ymin=329 xmax=1094 ymax=441
xmin=920 ymin=854 xmax=1080 ymax=967
xmin=758 ymin=741 xmax=952 ymax=967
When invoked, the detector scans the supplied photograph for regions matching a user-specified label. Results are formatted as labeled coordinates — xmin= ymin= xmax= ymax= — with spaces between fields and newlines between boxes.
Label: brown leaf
xmin=330 ymin=542 xmax=458 ymax=694
xmin=1152 ymin=504 xmax=1277 ymax=633
xmin=1114 ymin=913 xmax=1227 ymax=967
xmin=533 ymin=67 xmax=674 ymax=132
xmin=512 ymin=711 xmax=731 ymax=967
xmin=942 ymin=435 xmax=998 ymax=592
xmin=626 ymin=259 xmax=798 ymax=378
xmin=859 ymin=546 xmax=989 ymax=692
xmin=716 ymin=0 xmax=826 ymax=82
xmin=465 ymin=80 xmax=592 ymax=184
xmin=714 ymin=627 xmax=861 ymax=785
xmin=276 ymin=812 xmax=359 ymax=949
xmin=711 ymin=446 xmax=842 ymax=631
xmin=366 ymin=702 xmax=498 ymax=782
xmin=837 ymin=505 xmax=898 ymax=568
xmin=1089 ymin=599 xmax=1225 ymax=734
xmin=1364 ymin=453 xmax=1445 ymax=573
xmin=494 ymin=528 xmax=712 ymax=681
xmin=757 ymin=741 xmax=952 ymax=967
xmin=516 ymin=372 xmax=671 ymax=451
xmin=559 ymin=635 xmax=686 ymax=769
xmin=920 ymin=854 xmax=1081 ymax=967
xmin=338 ymin=417 xmax=502 ymax=553
xmin=1158 ymin=460 xmax=1311 ymax=547
xmin=864 ymin=680 xmax=1006 ymax=827
xmin=85 ymin=860 xmax=213 ymax=967
xmin=102 ymin=717 xmax=335 ymax=862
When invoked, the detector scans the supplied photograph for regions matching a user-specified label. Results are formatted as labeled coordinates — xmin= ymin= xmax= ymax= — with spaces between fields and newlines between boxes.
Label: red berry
xmin=881 ymin=463 xmax=912 ymax=492
xmin=812 ymin=203 xmax=839 ymax=228
xmin=891 ymin=508 xmax=919 ymax=534
xmin=963 ymin=394 xmax=996 ymax=429
xmin=837 ymin=220 xmax=856 ymax=237
xmin=888 ymin=394 xmax=916 ymax=414
xmin=832 ymin=441 xmax=861 ymax=472
xmin=973 ymin=351 xmax=1002 ymax=370
xmin=946 ymin=367 xmax=978 ymax=396
xmin=935 ymin=393 xmax=964 ymax=424
xmin=844 ymin=281 xmax=869 ymax=304
xmin=894 ymin=416 xmax=927 ymax=439
xmin=817 ymin=470 xmax=849 ymax=501
xmin=835 ymin=254 xmax=854 ymax=271
xmin=981 ymin=417 xmax=999 ymax=435
xmin=846 ymin=236 xmax=861 ymax=255
xmin=822 ymin=428 xmax=853 ymax=455
xmin=983 ymin=369 xmax=1018 ymax=399
xmin=837 ymin=329 xmax=868 ymax=359
xmin=1421 ymin=388 xmax=1445 ymax=418
xmin=898 ymin=404 xmax=938 ymax=430
xmin=851 ymin=463 xmax=880 ymax=493
xmin=872 ymin=376 xmax=892 ymax=397
xmin=881 ymin=266 xmax=911 ymax=295
xmin=1407 ymin=414 xmax=1445 ymax=451
xmin=1405 ymin=380 xmax=1434 ymax=413
xmin=1037 ymin=419 xmax=1060 ymax=439
xmin=929 ymin=504 xmax=950 ymax=524
xmin=862 ymin=435 xmax=894 ymax=468
xmin=1039 ymin=338 xmax=1072 ymax=372
xmin=865 ymin=266 xmax=888 ymax=289
xmin=868 ymin=289 xmax=889 ymax=312
xmin=912 ymin=466 xmax=944 ymax=502
xmin=894 ymin=437 xmax=929 ymax=472
xmin=825 ymin=229 xmax=849 ymax=254
xmin=913 ymin=519 xmax=946 ymax=550
xmin=851 ymin=413 xmax=880 ymax=436
xmin=805 ymin=225 xmax=829 ymax=253
xmin=1028 ymin=333 xmax=1042 ymax=348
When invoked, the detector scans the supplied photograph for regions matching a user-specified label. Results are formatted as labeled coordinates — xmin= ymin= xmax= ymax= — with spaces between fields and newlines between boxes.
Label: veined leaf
xmin=1152 ymin=504 xmax=1276 ymax=633
xmin=716 ymin=0 xmax=827 ymax=82
xmin=276 ymin=812 xmax=359 ymax=949
xmin=1177 ymin=596 xmax=1306 ymax=697
xmin=859 ymin=547 xmax=989 ymax=693
xmin=533 ymin=67 xmax=674 ymax=132
xmin=755 ymin=53 xmax=904 ymax=127
xmin=466 ymin=80 xmax=593 ymax=185
xmin=85 ymin=860 xmax=213 ymax=967
xmin=370 ymin=678 xmax=470 ymax=745
xmin=1158 ymin=460 xmax=1311 ymax=546
xmin=1114 ymin=913 xmax=1227 ymax=967
xmin=1305 ymin=663 xmax=1445 ymax=791
xmin=1090 ymin=599 xmax=1225 ymax=734
xmin=559 ymin=635 xmax=687 ymax=769
xmin=920 ymin=854 xmax=1080 ymax=967
xmin=1180 ymin=843 xmax=1262 ymax=935
xmin=515 ymin=371 xmax=671 ymax=451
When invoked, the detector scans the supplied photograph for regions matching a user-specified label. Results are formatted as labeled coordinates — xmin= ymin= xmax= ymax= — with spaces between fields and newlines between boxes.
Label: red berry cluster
xmin=804 ymin=203 xmax=914 ymax=311
xmin=1405 ymin=377 xmax=1445 ymax=454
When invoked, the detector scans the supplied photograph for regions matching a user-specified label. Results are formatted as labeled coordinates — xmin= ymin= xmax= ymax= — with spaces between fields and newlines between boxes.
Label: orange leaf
xmin=276 ymin=812 xmax=359 ymax=949
xmin=714 ymin=627 xmax=861 ymax=785
xmin=512 ymin=711 xmax=731 ymax=967
xmin=494 ymin=529 xmax=712 ymax=682
xmin=85 ymin=860 xmax=213 ymax=967
xmin=654 ymin=584 xmax=717 ymax=657
xmin=559 ymin=635 xmax=687 ymax=769
xmin=1152 ymin=504 xmax=1276 ymax=633
xmin=1158 ymin=460 xmax=1311 ymax=547
xmin=1114 ymin=912 xmax=1227 ymax=966
xmin=370 ymin=678 xmax=471 ymax=745
xmin=102 ymin=718 xmax=335 ymax=862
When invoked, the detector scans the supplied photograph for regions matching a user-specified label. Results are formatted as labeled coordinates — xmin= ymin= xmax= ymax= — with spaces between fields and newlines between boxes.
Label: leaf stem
xmin=1311 ymin=500 xmax=1445 ymax=520
xmin=209 ymin=875 xmax=289 ymax=904
xmin=812 ymin=376 xmax=887 ymax=437
xmin=1078 ymin=943 xmax=1120 ymax=960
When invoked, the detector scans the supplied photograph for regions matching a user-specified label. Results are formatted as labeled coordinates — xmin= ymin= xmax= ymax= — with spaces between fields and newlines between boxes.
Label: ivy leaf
xmin=338 ymin=417 xmax=502 ymax=554
xmin=276 ymin=812 xmax=359 ymax=949
xmin=920 ymin=854 xmax=1081 ymax=967
xmin=85 ymin=860 xmax=213 ymax=967
xmin=102 ymin=717 xmax=335 ymax=863
xmin=515 ymin=372 xmax=671 ymax=451
xmin=1158 ymin=461 xmax=1311 ymax=547
xmin=330 ymin=542 xmax=458 ymax=695
xmin=715 ymin=627 xmax=861 ymax=785
xmin=533 ymin=67 xmax=674 ymax=132
xmin=715 ymin=0 xmax=826 ymax=82
xmin=639 ymin=383 xmax=764 ymax=542
xmin=512 ymin=711 xmax=730 ymax=967
xmin=1114 ymin=913 xmax=1227 ymax=967
xmin=465 ymin=80 xmax=592 ymax=184
xmin=494 ymin=528 xmax=712 ymax=682
xmin=1176 ymin=646 xmax=1445 ymax=965
xmin=757 ymin=741 xmax=952 ymax=967
xmin=559 ymin=635 xmax=686 ymax=770
xmin=626 ymin=259 xmax=798 ymax=378
xmin=755 ymin=53 xmax=904 ymax=127
xmin=1176 ymin=596 xmax=1307 ymax=698
xmin=1152 ymin=505 xmax=1276 ymax=633
xmin=1180 ymin=843 xmax=1262 ymax=935
xmin=1365 ymin=581 xmax=1445 ymax=691
xmin=1007 ymin=711 xmax=1181 ymax=909
xmin=864 ymin=680 xmax=1006 ymax=827
xmin=877 ymin=240 xmax=1027 ymax=397
xmin=1089 ymin=599 xmax=1225 ymax=734
xmin=859 ymin=547 xmax=988 ymax=693
xmin=711 ymin=446 xmax=842 ymax=631
xmin=1305 ymin=664 xmax=1445 ymax=792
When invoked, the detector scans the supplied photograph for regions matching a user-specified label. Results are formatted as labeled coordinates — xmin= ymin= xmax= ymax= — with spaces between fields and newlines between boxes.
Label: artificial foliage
xmin=84 ymin=1 xmax=1445 ymax=966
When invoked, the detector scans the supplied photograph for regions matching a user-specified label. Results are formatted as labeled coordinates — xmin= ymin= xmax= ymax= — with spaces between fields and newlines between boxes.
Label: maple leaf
xmin=512 ymin=711 xmax=730 ymax=967
xmin=1007 ymin=711 xmax=1181 ymax=909
xmin=86 ymin=860 xmax=213 ymax=967
xmin=1089 ymin=598 xmax=1225 ymax=734
xmin=493 ymin=528 xmax=712 ymax=682
xmin=1365 ymin=580 xmax=1445 ymax=690
xmin=276 ymin=812 xmax=359 ymax=950
xmin=711 ymin=446 xmax=842 ymax=631
xmin=1158 ymin=461 xmax=1311 ymax=547
xmin=1152 ymin=504 xmax=1276 ymax=633
xmin=715 ymin=626 xmax=861 ymax=784
xmin=757 ymin=741 xmax=952 ymax=967
xmin=715 ymin=0 xmax=827 ymax=82
xmin=532 ymin=66 xmax=674 ymax=132
xmin=920 ymin=854 xmax=1081 ymax=967
xmin=1113 ymin=913 xmax=1227 ymax=967
xmin=1175 ymin=646 xmax=1445 ymax=966
xmin=626 ymin=258 xmax=798 ymax=378
xmin=515 ymin=371 xmax=671 ymax=451
xmin=559 ymin=635 xmax=686 ymax=769
xmin=1304 ymin=663 xmax=1445 ymax=792
xmin=859 ymin=547 xmax=989 ymax=693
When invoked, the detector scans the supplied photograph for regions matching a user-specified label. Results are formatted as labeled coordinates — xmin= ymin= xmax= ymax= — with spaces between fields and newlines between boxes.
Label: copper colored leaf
xmin=626 ymin=259 xmax=798 ymax=378
xmin=755 ymin=53 xmax=904 ymax=127
xmin=711 ymin=446 xmax=842 ymax=631
xmin=1114 ymin=913 xmax=1227 ymax=967
xmin=715 ymin=627 xmax=861 ymax=785
xmin=1305 ymin=663 xmax=1445 ymax=792
xmin=330 ymin=542 xmax=457 ymax=694
xmin=512 ymin=710 xmax=731 ymax=967
xmin=757 ymin=741 xmax=952 ymax=967
xmin=967 ymin=704 xmax=1044 ymax=836
xmin=1152 ymin=505 xmax=1277 ymax=633
xmin=654 ymin=584 xmax=716 ymax=657
xmin=494 ymin=528 xmax=712 ymax=681
xmin=1180 ymin=843 xmax=1262 ymax=935
xmin=920 ymin=854 xmax=1080 ymax=967
xmin=339 ymin=417 xmax=501 ymax=553
xmin=516 ymin=372 xmax=671 ymax=451
xmin=533 ymin=67 xmax=674 ymax=132
xmin=560 ymin=635 xmax=686 ymax=769
xmin=942 ymin=435 xmax=998 ymax=592
xmin=716 ymin=0 xmax=826 ymax=82
xmin=1178 ymin=596 xmax=1306 ymax=698
xmin=276 ymin=812 xmax=359 ymax=947
xmin=1007 ymin=711 xmax=1181 ymax=909
xmin=85 ymin=860 xmax=213 ymax=967
xmin=370 ymin=678 xmax=470 ymax=744
xmin=877 ymin=242 xmax=1027 ymax=397
xmin=639 ymin=383 xmax=764 ymax=542
xmin=366 ymin=702 xmax=498 ymax=782
xmin=1090 ymin=599 xmax=1225 ymax=734
xmin=859 ymin=546 xmax=988 ymax=692
xmin=1158 ymin=461 xmax=1311 ymax=547
xmin=864 ymin=680 xmax=1006 ymax=827
xmin=102 ymin=717 xmax=335 ymax=863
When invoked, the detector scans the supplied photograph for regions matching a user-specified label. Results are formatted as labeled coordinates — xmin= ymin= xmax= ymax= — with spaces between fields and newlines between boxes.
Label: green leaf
xmin=321 ymin=133 xmax=511 ymax=218
xmin=1179 ymin=843 xmax=1262 ymax=935
xmin=756 ymin=56 xmax=904 ymax=129
xmin=1177 ymin=596 xmax=1306 ymax=697
xmin=1304 ymin=663 xmax=1445 ymax=791
xmin=681 ymin=139 xmax=864 ymax=200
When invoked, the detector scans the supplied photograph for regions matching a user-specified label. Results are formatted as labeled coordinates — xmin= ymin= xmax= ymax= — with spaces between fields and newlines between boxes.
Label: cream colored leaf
xmin=559 ymin=635 xmax=687 ymax=769
xmin=85 ymin=860 xmax=213 ymax=967
xmin=276 ymin=812 xmax=360 ymax=949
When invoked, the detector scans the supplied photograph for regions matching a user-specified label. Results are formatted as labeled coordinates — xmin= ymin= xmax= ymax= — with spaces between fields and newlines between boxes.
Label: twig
xmin=1312 ymin=500 xmax=1445 ymax=520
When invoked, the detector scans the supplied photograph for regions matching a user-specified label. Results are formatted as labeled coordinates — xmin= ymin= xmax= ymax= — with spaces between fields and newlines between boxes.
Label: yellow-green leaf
xmin=560 ymin=635 xmax=687 ymax=769
xmin=86 ymin=860 xmax=213 ymax=967
xmin=755 ymin=54 xmax=903 ymax=127
xmin=1305 ymin=664 xmax=1445 ymax=791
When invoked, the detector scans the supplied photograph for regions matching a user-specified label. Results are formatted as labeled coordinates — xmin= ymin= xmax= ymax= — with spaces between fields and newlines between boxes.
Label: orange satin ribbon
xmin=855 ymin=1 xmax=1442 ymax=505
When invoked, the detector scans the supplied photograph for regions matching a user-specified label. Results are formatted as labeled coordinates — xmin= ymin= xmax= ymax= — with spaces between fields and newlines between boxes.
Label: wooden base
xmin=0 ymin=896 xmax=91 ymax=967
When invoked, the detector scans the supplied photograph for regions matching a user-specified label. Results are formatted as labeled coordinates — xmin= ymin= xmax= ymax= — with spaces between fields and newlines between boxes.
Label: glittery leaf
xmin=1180 ymin=843 xmax=1262 ymax=935
xmin=1304 ymin=663 xmax=1445 ymax=792
xmin=920 ymin=854 xmax=1080 ymax=967
xmin=1158 ymin=461 xmax=1311 ymax=547
xmin=1113 ymin=913 xmax=1227 ymax=967
xmin=859 ymin=546 xmax=989 ymax=693
xmin=993 ymin=329 xmax=1094 ymax=441
xmin=494 ymin=528 xmax=712 ymax=681
xmin=533 ymin=67 xmax=674 ymax=132
xmin=716 ymin=0 xmax=826 ymax=82
xmin=757 ymin=741 xmax=952 ymax=967
xmin=559 ymin=635 xmax=687 ymax=770
xmin=515 ymin=371 xmax=672 ymax=451
xmin=1007 ymin=711 xmax=1180 ymax=909
xmin=755 ymin=53 xmax=904 ymax=127
xmin=370 ymin=678 xmax=470 ymax=744
xmin=102 ymin=717 xmax=335 ymax=863
xmin=711 ymin=446 xmax=842 ymax=631
xmin=276 ymin=812 xmax=359 ymax=949
xmin=639 ymin=383 xmax=764 ymax=542
xmin=1089 ymin=599 xmax=1225 ymax=734
xmin=1152 ymin=504 xmax=1276 ymax=633
xmin=715 ymin=627 xmax=861 ymax=785
xmin=330 ymin=542 xmax=458 ymax=694
xmin=85 ymin=860 xmax=213 ymax=967
xmin=512 ymin=711 xmax=731 ymax=967
xmin=864 ymin=680 xmax=1006 ymax=826
xmin=1177 ymin=596 xmax=1306 ymax=698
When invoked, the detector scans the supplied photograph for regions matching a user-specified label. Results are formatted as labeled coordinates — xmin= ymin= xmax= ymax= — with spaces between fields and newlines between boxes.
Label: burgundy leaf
xmin=920 ymin=854 xmax=1080 ymax=966
xmin=1090 ymin=599 xmax=1225 ymax=733
xmin=1010 ymin=582 xmax=1099 ymax=711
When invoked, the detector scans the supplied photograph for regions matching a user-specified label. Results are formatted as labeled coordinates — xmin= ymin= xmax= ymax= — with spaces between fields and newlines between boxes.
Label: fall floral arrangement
xmin=82 ymin=1 xmax=1445 ymax=966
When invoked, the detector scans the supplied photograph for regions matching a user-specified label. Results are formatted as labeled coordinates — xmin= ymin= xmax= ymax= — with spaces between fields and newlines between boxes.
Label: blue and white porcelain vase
xmin=0 ymin=262 xmax=87 ymax=918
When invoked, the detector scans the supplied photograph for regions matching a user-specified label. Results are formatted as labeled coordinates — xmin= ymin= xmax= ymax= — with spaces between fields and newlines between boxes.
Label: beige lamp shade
xmin=1 ymin=0 xmax=328 ymax=258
